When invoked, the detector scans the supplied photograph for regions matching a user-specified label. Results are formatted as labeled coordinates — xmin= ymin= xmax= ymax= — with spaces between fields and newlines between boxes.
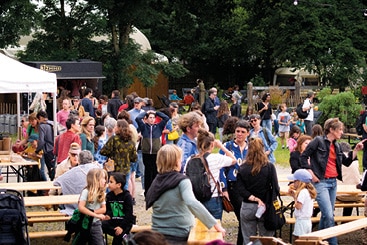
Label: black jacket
xmin=300 ymin=136 xmax=355 ymax=181
xmin=107 ymin=97 xmax=123 ymax=119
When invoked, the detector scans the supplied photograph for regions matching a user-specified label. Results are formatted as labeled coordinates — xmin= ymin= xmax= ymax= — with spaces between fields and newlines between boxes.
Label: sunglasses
xmin=70 ymin=153 xmax=78 ymax=157
xmin=250 ymin=119 xmax=258 ymax=123
xmin=236 ymin=130 xmax=247 ymax=133
xmin=21 ymin=120 xmax=24 ymax=123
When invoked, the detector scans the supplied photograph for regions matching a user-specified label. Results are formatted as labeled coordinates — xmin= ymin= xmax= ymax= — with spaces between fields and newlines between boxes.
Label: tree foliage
xmin=0 ymin=0 xmax=38 ymax=48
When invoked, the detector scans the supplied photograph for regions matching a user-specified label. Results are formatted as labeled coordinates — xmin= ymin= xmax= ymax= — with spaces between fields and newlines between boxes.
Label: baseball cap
xmin=134 ymin=97 xmax=143 ymax=103
xmin=69 ymin=142 xmax=81 ymax=154
xmin=170 ymin=102 xmax=179 ymax=108
xmin=28 ymin=134 xmax=39 ymax=143
xmin=288 ymin=169 xmax=312 ymax=183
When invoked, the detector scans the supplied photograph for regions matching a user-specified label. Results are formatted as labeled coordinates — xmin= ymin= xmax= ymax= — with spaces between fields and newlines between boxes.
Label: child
xmin=93 ymin=125 xmax=107 ymax=167
xmin=277 ymin=103 xmax=291 ymax=149
xmin=76 ymin=168 xmax=107 ymax=245
xmin=288 ymin=169 xmax=317 ymax=240
xmin=287 ymin=125 xmax=302 ymax=152
xmin=102 ymin=173 xmax=135 ymax=245
xmin=296 ymin=118 xmax=306 ymax=134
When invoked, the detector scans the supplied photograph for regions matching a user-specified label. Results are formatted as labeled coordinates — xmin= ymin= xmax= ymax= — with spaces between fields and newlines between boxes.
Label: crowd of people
xmin=2 ymin=83 xmax=367 ymax=245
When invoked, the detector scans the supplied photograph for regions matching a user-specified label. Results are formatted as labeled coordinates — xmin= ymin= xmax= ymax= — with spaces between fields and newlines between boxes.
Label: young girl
xmin=287 ymin=125 xmax=302 ymax=152
xmin=288 ymin=169 xmax=317 ymax=240
xmin=77 ymin=168 xmax=107 ymax=245
xmin=102 ymin=173 xmax=135 ymax=245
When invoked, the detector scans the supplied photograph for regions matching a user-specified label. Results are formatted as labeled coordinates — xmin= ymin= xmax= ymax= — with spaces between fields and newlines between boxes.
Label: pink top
xmin=287 ymin=137 xmax=297 ymax=152
xmin=57 ymin=110 xmax=70 ymax=127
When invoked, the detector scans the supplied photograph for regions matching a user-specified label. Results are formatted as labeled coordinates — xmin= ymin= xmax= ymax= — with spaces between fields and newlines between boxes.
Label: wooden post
xmin=295 ymin=81 xmax=301 ymax=105
xmin=247 ymin=82 xmax=253 ymax=109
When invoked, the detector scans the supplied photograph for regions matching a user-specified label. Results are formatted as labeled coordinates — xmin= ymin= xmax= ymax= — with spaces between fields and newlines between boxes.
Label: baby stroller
xmin=0 ymin=189 xmax=30 ymax=245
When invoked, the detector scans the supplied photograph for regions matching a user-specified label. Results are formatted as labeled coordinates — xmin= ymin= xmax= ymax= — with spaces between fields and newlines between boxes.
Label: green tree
xmin=0 ymin=0 xmax=38 ymax=48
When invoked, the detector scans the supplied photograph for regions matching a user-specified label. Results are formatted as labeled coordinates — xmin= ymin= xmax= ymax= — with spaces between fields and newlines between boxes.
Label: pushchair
xmin=0 ymin=189 xmax=30 ymax=245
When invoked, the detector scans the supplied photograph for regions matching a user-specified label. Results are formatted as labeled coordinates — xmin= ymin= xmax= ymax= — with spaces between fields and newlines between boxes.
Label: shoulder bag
xmin=263 ymin=164 xmax=286 ymax=230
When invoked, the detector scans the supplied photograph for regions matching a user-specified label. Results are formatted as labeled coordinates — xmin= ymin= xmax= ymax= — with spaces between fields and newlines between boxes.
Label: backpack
xmin=356 ymin=111 xmax=367 ymax=135
xmin=185 ymin=152 xmax=214 ymax=202
xmin=296 ymin=103 xmax=308 ymax=119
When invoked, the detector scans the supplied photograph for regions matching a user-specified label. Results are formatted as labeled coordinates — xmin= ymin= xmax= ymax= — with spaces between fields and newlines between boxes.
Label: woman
xmin=80 ymin=116 xmax=95 ymax=154
xmin=217 ymin=100 xmax=230 ymax=142
xmin=221 ymin=116 xmax=239 ymax=143
xmin=195 ymin=129 xmax=236 ymax=219
xmin=71 ymin=96 xmax=86 ymax=119
xmin=16 ymin=113 xmax=39 ymax=148
xmin=300 ymin=118 xmax=365 ymax=245
xmin=248 ymin=114 xmax=278 ymax=164
xmin=146 ymin=144 xmax=226 ymax=244
xmin=190 ymin=102 xmax=209 ymax=131
xmin=219 ymin=120 xmax=251 ymax=245
xmin=101 ymin=119 xmax=137 ymax=190
xmin=289 ymin=135 xmax=312 ymax=173
xmin=136 ymin=110 xmax=169 ymax=195
xmin=257 ymin=93 xmax=272 ymax=132
xmin=237 ymin=137 xmax=279 ymax=244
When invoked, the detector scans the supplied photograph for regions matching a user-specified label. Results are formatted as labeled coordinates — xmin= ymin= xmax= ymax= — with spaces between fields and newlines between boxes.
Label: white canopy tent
xmin=0 ymin=53 xmax=58 ymax=136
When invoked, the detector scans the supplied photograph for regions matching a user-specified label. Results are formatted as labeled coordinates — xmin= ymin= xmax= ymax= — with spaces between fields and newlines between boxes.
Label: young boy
xmin=277 ymin=103 xmax=291 ymax=149
xmin=102 ymin=173 xmax=135 ymax=245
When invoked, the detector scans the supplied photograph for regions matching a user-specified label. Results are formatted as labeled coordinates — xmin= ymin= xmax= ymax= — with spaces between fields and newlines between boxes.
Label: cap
xmin=170 ymin=102 xmax=179 ymax=108
xmin=28 ymin=134 xmax=39 ymax=143
xmin=69 ymin=142 xmax=81 ymax=154
xmin=288 ymin=169 xmax=312 ymax=183
xmin=134 ymin=97 xmax=143 ymax=103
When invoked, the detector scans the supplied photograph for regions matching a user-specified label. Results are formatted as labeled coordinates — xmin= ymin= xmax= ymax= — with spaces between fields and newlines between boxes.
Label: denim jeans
xmin=137 ymin=150 xmax=144 ymax=190
xmin=261 ymin=119 xmax=272 ymax=134
xmin=39 ymin=156 xmax=47 ymax=181
xmin=202 ymin=196 xmax=223 ymax=220
xmin=314 ymin=178 xmax=337 ymax=245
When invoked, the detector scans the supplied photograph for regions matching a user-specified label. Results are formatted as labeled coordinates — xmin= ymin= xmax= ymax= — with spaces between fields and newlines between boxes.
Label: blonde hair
xmin=85 ymin=168 xmax=107 ymax=203
xmin=294 ymin=181 xmax=317 ymax=199
xmin=80 ymin=116 xmax=95 ymax=140
xmin=245 ymin=137 xmax=269 ymax=175
xmin=156 ymin=144 xmax=182 ymax=173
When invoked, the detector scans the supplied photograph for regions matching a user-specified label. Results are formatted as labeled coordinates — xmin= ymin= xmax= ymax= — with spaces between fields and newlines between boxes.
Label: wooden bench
xmin=286 ymin=215 xmax=365 ymax=224
xmin=29 ymin=224 xmax=152 ymax=239
xmin=27 ymin=211 xmax=66 ymax=218
xmin=250 ymin=236 xmax=290 ymax=245
xmin=294 ymin=217 xmax=367 ymax=244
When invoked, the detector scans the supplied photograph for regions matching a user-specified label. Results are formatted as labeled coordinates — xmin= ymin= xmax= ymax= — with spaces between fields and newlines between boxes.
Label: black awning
xmin=24 ymin=60 xmax=105 ymax=79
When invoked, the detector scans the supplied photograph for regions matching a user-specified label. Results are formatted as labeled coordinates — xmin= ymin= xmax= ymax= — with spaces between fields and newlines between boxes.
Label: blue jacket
xmin=249 ymin=127 xmax=278 ymax=163
xmin=177 ymin=134 xmax=198 ymax=173
xmin=136 ymin=111 xmax=169 ymax=154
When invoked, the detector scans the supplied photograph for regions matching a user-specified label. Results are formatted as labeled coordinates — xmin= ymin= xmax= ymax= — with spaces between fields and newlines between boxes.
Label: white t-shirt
xmin=302 ymin=99 xmax=314 ymax=121
xmin=294 ymin=188 xmax=313 ymax=220
xmin=206 ymin=153 xmax=233 ymax=197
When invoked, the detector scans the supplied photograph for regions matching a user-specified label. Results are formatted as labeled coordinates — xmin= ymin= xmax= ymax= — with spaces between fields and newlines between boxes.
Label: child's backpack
xmin=0 ymin=189 xmax=30 ymax=245
xmin=356 ymin=111 xmax=367 ymax=135
xmin=296 ymin=103 xmax=308 ymax=119
xmin=185 ymin=153 xmax=214 ymax=202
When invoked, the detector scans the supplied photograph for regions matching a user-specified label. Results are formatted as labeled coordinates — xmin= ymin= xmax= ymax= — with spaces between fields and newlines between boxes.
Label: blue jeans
xmin=40 ymin=156 xmax=47 ymax=181
xmin=261 ymin=119 xmax=272 ymax=134
xmin=314 ymin=179 xmax=337 ymax=245
xmin=137 ymin=150 xmax=144 ymax=190
xmin=203 ymin=196 xmax=223 ymax=220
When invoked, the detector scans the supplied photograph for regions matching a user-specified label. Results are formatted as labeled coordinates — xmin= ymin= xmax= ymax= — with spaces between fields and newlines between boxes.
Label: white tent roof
xmin=0 ymin=53 xmax=57 ymax=93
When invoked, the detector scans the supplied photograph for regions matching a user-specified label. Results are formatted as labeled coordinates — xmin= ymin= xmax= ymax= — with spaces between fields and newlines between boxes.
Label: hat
xmin=28 ymin=134 xmax=39 ymax=143
xmin=288 ymin=169 xmax=312 ymax=183
xmin=170 ymin=102 xmax=179 ymax=108
xmin=69 ymin=142 xmax=81 ymax=154
xmin=134 ymin=97 xmax=143 ymax=103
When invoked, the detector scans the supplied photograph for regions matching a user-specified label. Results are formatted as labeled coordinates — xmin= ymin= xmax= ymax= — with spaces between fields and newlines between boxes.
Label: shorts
xmin=293 ymin=219 xmax=311 ymax=236
xmin=279 ymin=131 xmax=289 ymax=138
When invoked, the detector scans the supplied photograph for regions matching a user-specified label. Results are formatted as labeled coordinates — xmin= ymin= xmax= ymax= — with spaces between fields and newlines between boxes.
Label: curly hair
xmin=115 ymin=119 xmax=132 ymax=142
xmin=178 ymin=112 xmax=203 ymax=133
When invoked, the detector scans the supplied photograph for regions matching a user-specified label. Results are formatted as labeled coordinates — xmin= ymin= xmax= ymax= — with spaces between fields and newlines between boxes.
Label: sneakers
xmin=282 ymin=145 xmax=285 ymax=149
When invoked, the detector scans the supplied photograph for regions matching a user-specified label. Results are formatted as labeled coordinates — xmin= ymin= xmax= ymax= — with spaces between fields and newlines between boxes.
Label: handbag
xmin=207 ymin=166 xmax=234 ymax=213
xmin=222 ymin=195 xmax=234 ymax=213
xmin=263 ymin=165 xmax=286 ymax=230
xmin=103 ymin=158 xmax=115 ymax=172
xmin=167 ymin=130 xmax=179 ymax=141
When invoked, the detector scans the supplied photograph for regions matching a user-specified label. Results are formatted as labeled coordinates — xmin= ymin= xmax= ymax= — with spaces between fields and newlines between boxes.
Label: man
xmin=54 ymin=116 xmax=82 ymax=164
xmin=54 ymin=142 xmax=81 ymax=179
xmin=35 ymin=110 xmax=55 ymax=181
xmin=81 ymin=88 xmax=95 ymax=117
xmin=52 ymin=150 xmax=99 ymax=215
xmin=177 ymin=112 xmax=203 ymax=173
xmin=128 ymin=97 xmax=144 ymax=129
xmin=107 ymin=90 xmax=123 ymax=119
xmin=302 ymin=90 xmax=315 ymax=136
xmin=203 ymin=88 xmax=219 ymax=134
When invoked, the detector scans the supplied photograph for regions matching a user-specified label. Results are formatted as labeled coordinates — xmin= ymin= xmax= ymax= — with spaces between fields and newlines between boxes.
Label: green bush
xmin=318 ymin=91 xmax=362 ymax=129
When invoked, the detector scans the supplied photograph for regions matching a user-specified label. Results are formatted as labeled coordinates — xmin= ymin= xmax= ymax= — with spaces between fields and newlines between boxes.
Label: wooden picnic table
xmin=187 ymin=218 xmax=223 ymax=245
xmin=24 ymin=194 xmax=79 ymax=207
xmin=343 ymin=133 xmax=362 ymax=146
xmin=0 ymin=155 xmax=39 ymax=182
xmin=0 ymin=181 xmax=60 ymax=192
xmin=280 ymin=184 xmax=365 ymax=196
